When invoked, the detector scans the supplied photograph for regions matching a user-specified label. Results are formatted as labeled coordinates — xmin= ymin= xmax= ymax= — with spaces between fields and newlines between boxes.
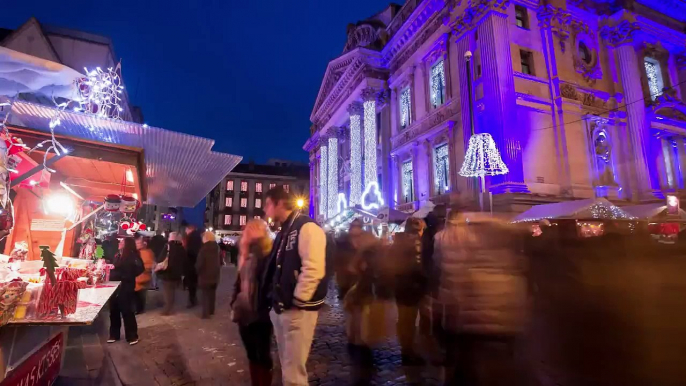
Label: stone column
xmin=411 ymin=142 xmax=420 ymax=204
xmin=309 ymin=155 xmax=316 ymax=218
xmin=409 ymin=67 xmax=417 ymax=125
xmin=675 ymin=137 xmax=686 ymax=189
xmin=602 ymin=21 xmax=653 ymax=199
xmin=318 ymin=139 xmax=328 ymax=218
xmin=425 ymin=140 xmax=436 ymax=197
xmin=390 ymin=88 xmax=399 ymax=137
xmin=348 ymin=103 xmax=363 ymax=206
xmin=327 ymin=128 xmax=339 ymax=218
xmin=362 ymin=88 xmax=378 ymax=188
xmin=478 ymin=11 xmax=528 ymax=193
xmin=391 ymin=154 xmax=400 ymax=207
xmin=447 ymin=121 xmax=459 ymax=193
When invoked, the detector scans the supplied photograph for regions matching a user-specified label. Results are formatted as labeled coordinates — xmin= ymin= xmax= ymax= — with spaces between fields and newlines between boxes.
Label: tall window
xmin=255 ymin=182 xmax=263 ymax=193
xmin=255 ymin=198 xmax=262 ymax=208
xmin=224 ymin=215 xmax=232 ymax=225
xmin=402 ymin=160 xmax=414 ymax=203
xmin=400 ymin=87 xmax=412 ymax=129
xmin=515 ymin=5 xmax=529 ymax=29
xmin=434 ymin=143 xmax=450 ymax=194
xmin=283 ymin=184 xmax=290 ymax=193
xmin=240 ymin=198 xmax=247 ymax=208
xmin=430 ymin=60 xmax=446 ymax=108
xmin=226 ymin=180 xmax=234 ymax=191
xmin=644 ymin=57 xmax=664 ymax=100
xmin=240 ymin=181 xmax=248 ymax=192
xmin=269 ymin=183 xmax=276 ymax=189
xmin=520 ymin=50 xmax=534 ymax=75
xmin=225 ymin=197 xmax=233 ymax=207
xmin=239 ymin=215 xmax=247 ymax=226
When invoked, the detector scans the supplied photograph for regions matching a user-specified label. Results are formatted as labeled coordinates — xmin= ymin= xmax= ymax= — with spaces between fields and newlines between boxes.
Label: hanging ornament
xmin=119 ymin=195 xmax=139 ymax=214
xmin=459 ymin=133 xmax=509 ymax=177
xmin=104 ymin=194 xmax=121 ymax=212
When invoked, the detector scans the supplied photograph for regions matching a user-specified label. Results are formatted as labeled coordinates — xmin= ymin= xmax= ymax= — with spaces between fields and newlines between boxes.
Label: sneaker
xmin=129 ymin=339 xmax=139 ymax=346
xmin=107 ymin=339 xmax=118 ymax=343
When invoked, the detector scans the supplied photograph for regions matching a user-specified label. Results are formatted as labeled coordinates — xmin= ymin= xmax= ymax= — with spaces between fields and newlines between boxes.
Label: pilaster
xmin=447 ymin=121 xmax=460 ymax=193
xmin=361 ymin=87 xmax=379 ymax=189
xmin=327 ymin=127 xmax=340 ymax=218
xmin=348 ymin=102 xmax=363 ymax=206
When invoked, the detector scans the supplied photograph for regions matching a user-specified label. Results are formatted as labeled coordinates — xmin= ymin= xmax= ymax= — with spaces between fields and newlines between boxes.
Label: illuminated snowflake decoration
xmin=402 ymin=160 xmax=413 ymax=202
xmin=400 ymin=87 xmax=411 ymax=128
xmin=349 ymin=114 xmax=362 ymax=206
xmin=363 ymin=100 xmax=377 ymax=187
xmin=361 ymin=181 xmax=384 ymax=211
xmin=74 ymin=62 xmax=125 ymax=119
xmin=434 ymin=143 xmax=450 ymax=194
xmin=430 ymin=60 xmax=446 ymax=108
xmin=319 ymin=145 xmax=328 ymax=216
xmin=644 ymin=59 xmax=662 ymax=100
xmin=327 ymin=137 xmax=339 ymax=218
xmin=459 ymin=133 xmax=509 ymax=177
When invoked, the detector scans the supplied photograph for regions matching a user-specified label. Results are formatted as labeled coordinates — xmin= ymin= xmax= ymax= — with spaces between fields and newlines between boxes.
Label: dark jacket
xmin=185 ymin=230 xmax=203 ymax=277
xmin=231 ymin=241 xmax=271 ymax=325
xmin=196 ymin=241 xmax=221 ymax=287
xmin=102 ymin=238 xmax=118 ymax=264
xmin=110 ymin=251 xmax=144 ymax=293
xmin=157 ymin=241 xmax=186 ymax=281
xmin=392 ymin=231 xmax=428 ymax=306
xmin=149 ymin=235 xmax=167 ymax=262
xmin=264 ymin=212 xmax=332 ymax=313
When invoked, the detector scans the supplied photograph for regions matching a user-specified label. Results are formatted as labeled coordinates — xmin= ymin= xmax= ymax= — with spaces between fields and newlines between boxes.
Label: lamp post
xmin=464 ymin=51 xmax=482 ymax=210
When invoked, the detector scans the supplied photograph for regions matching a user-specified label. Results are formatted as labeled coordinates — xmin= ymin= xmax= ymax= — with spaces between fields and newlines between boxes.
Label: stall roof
xmin=621 ymin=203 xmax=686 ymax=220
xmin=8 ymin=101 xmax=242 ymax=207
xmin=512 ymin=198 xmax=636 ymax=223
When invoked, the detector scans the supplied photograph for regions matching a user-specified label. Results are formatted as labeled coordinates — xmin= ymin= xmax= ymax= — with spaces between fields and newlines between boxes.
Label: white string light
xmin=319 ymin=145 xmax=328 ymax=216
xmin=430 ymin=60 xmax=446 ymax=108
xmin=361 ymin=181 xmax=384 ymax=211
xmin=337 ymin=192 xmax=347 ymax=214
xmin=74 ymin=63 xmax=125 ymax=120
xmin=459 ymin=133 xmax=509 ymax=177
xmin=400 ymin=87 xmax=411 ymax=128
xmin=349 ymin=113 xmax=362 ymax=206
xmin=434 ymin=143 xmax=450 ymax=194
xmin=327 ymin=136 xmax=338 ymax=218
xmin=363 ymin=99 xmax=377 ymax=187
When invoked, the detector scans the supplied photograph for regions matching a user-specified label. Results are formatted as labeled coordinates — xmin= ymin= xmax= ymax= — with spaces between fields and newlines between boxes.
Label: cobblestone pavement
xmin=106 ymin=266 xmax=443 ymax=386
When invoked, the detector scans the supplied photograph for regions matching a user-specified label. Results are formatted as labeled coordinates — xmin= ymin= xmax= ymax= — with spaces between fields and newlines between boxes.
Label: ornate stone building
xmin=304 ymin=0 xmax=686 ymax=221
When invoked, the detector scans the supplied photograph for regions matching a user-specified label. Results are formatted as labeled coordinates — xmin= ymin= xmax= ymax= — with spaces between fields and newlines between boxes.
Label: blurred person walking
xmin=134 ymin=236 xmax=155 ymax=314
xmin=263 ymin=186 xmax=329 ymax=386
xmin=434 ymin=210 xmax=527 ymax=386
xmin=184 ymin=224 xmax=203 ymax=307
xmin=334 ymin=219 xmax=364 ymax=299
xmin=148 ymin=233 xmax=167 ymax=290
xmin=391 ymin=217 xmax=429 ymax=383
xmin=196 ymin=231 xmax=221 ymax=319
xmin=231 ymin=219 xmax=274 ymax=386
xmin=155 ymin=232 xmax=186 ymax=315
xmin=108 ymin=237 xmax=145 ymax=345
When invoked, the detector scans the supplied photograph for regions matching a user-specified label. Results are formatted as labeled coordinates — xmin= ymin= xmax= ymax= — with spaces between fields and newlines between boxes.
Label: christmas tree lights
xmin=319 ymin=145 xmax=327 ymax=216
xmin=327 ymin=136 xmax=338 ymax=218
xmin=363 ymin=99 xmax=377 ymax=187
xmin=349 ymin=113 xmax=362 ymax=206
xmin=459 ymin=133 xmax=509 ymax=177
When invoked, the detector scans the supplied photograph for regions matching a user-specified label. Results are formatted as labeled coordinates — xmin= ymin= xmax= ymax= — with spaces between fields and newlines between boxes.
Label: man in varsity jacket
xmin=263 ymin=186 xmax=327 ymax=386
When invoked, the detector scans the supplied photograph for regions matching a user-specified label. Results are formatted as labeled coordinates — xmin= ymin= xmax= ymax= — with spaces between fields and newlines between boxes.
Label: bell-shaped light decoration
xmin=459 ymin=133 xmax=509 ymax=177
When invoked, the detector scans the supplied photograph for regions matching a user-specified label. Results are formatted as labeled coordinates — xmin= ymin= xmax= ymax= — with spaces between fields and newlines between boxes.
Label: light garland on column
xmin=327 ymin=136 xmax=338 ymax=218
xmin=349 ymin=113 xmax=362 ymax=206
xmin=319 ymin=145 xmax=328 ymax=216
xmin=363 ymin=99 xmax=377 ymax=187
xmin=402 ymin=160 xmax=413 ymax=202
xmin=434 ymin=143 xmax=450 ymax=194
xmin=459 ymin=133 xmax=509 ymax=177
xmin=400 ymin=88 xmax=411 ymax=128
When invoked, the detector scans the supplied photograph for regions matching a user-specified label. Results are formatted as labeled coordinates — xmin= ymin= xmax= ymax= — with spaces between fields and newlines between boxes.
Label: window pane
xmin=240 ymin=215 xmax=246 ymax=226
xmin=400 ymin=87 xmax=412 ymax=128
xmin=255 ymin=198 xmax=262 ymax=208
xmin=240 ymin=198 xmax=247 ymax=208
xmin=240 ymin=181 xmax=248 ymax=192
xmin=269 ymin=183 xmax=276 ymax=189
xmin=283 ymin=184 xmax=289 ymax=193
xmin=644 ymin=57 xmax=664 ymax=100
xmin=402 ymin=160 xmax=414 ymax=202
xmin=226 ymin=180 xmax=234 ymax=190
xmin=225 ymin=197 xmax=232 ymax=207
xmin=430 ymin=60 xmax=446 ymax=108
xmin=434 ymin=144 xmax=450 ymax=194
xmin=224 ymin=215 xmax=232 ymax=225
xmin=255 ymin=182 xmax=262 ymax=193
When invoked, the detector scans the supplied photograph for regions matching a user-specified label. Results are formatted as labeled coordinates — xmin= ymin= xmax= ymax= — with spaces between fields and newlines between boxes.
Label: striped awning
xmin=7 ymin=100 xmax=241 ymax=207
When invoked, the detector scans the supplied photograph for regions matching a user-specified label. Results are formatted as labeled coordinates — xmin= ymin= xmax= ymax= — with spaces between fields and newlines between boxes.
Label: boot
xmin=257 ymin=366 xmax=272 ymax=386
xmin=249 ymin=362 xmax=260 ymax=386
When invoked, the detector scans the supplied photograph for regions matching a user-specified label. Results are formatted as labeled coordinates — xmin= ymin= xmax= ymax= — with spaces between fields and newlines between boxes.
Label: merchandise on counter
xmin=36 ymin=267 xmax=87 ymax=317
xmin=12 ymin=282 xmax=42 ymax=320
xmin=0 ymin=280 xmax=28 ymax=326
xmin=78 ymin=228 xmax=97 ymax=260
xmin=40 ymin=246 xmax=58 ymax=286
xmin=9 ymin=241 xmax=29 ymax=262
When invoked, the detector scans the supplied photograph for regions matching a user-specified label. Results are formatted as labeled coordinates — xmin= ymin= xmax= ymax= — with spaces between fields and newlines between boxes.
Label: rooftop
xmin=230 ymin=162 xmax=309 ymax=180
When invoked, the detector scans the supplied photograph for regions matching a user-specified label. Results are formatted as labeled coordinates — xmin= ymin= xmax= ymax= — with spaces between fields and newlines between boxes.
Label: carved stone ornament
xmin=376 ymin=89 xmax=391 ymax=106
xmin=348 ymin=102 xmax=363 ymax=116
xmin=361 ymin=87 xmax=378 ymax=102
xmin=572 ymin=33 xmax=602 ymax=85
xmin=599 ymin=20 xmax=640 ymax=47
xmin=559 ymin=83 xmax=607 ymax=109
xmin=448 ymin=0 xmax=510 ymax=37
xmin=537 ymin=5 xmax=590 ymax=53
xmin=343 ymin=24 xmax=380 ymax=53
xmin=560 ymin=83 xmax=579 ymax=99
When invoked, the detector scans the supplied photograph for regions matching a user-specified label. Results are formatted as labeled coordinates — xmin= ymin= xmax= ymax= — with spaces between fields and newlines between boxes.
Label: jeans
xmin=109 ymin=288 xmax=138 ymax=342
xmin=270 ymin=309 xmax=319 ymax=386
xmin=184 ymin=274 xmax=198 ymax=305
xmin=134 ymin=290 xmax=147 ymax=314
xmin=162 ymin=280 xmax=180 ymax=314
xmin=200 ymin=284 xmax=217 ymax=318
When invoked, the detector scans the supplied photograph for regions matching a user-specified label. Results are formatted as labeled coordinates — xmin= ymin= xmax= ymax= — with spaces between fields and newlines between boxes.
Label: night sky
xmin=1 ymin=0 xmax=394 ymax=225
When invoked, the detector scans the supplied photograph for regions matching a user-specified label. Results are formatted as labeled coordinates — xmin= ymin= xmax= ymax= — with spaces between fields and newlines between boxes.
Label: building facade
xmin=205 ymin=161 xmax=310 ymax=233
xmin=304 ymin=0 xmax=686 ymax=221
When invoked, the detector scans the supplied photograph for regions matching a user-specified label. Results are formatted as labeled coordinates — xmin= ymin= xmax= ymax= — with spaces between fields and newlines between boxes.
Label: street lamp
xmin=296 ymin=198 xmax=305 ymax=209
